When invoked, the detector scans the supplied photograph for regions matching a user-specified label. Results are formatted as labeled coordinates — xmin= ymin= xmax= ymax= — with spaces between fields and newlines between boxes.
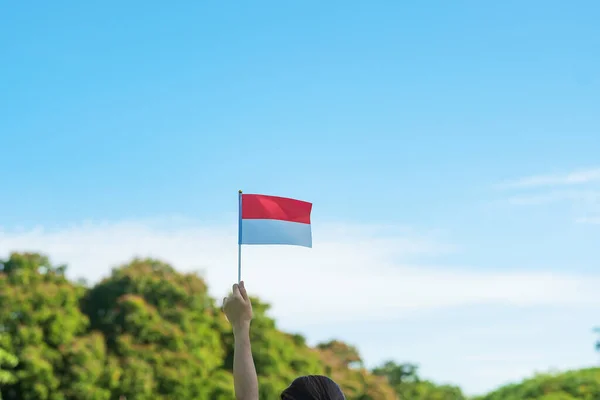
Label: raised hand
xmin=223 ymin=281 xmax=253 ymax=332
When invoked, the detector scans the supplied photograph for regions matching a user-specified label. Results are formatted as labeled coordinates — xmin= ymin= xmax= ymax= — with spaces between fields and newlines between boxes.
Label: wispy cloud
xmin=498 ymin=168 xmax=600 ymax=223
xmin=498 ymin=168 xmax=600 ymax=189
xmin=1 ymin=218 xmax=600 ymax=326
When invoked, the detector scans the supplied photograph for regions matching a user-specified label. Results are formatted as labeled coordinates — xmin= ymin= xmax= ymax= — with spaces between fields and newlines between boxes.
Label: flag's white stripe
xmin=241 ymin=219 xmax=312 ymax=247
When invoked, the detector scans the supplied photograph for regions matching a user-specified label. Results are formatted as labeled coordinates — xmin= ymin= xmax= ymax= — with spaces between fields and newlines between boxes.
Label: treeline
xmin=475 ymin=368 xmax=600 ymax=400
xmin=1 ymin=252 xmax=599 ymax=400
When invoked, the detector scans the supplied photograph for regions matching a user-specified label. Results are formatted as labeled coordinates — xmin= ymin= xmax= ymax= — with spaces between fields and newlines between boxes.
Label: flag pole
xmin=238 ymin=190 xmax=243 ymax=283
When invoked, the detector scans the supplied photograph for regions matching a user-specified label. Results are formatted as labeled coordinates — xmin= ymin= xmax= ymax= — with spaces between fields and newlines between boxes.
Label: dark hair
xmin=281 ymin=375 xmax=345 ymax=400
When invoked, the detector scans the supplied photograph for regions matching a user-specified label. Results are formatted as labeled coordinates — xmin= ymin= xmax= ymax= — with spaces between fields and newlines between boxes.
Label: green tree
xmin=83 ymin=258 xmax=230 ymax=400
xmin=373 ymin=361 xmax=420 ymax=386
xmin=373 ymin=360 xmax=465 ymax=400
xmin=477 ymin=368 xmax=600 ymax=400
xmin=0 ymin=252 xmax=110 ymax=400
xmin=317 ymin=341 xmax=397 ymax=400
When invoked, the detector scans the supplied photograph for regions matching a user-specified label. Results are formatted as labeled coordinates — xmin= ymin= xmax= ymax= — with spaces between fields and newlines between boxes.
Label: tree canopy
xmin=475 ymin=368 xmax=600 ymax=400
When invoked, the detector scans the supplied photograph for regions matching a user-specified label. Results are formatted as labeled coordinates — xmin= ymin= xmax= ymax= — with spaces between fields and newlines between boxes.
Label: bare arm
xmin=224 ymin=282 xmax=259 ymax=400
xmin=233 ymin=322 xmax=259 ymax=400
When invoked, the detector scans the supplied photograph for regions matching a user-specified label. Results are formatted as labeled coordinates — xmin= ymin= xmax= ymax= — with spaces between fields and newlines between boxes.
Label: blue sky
xmin=2 ymin=0 xmax=600 ymax=395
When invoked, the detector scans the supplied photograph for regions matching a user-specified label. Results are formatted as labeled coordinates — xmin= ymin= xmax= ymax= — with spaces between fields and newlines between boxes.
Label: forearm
xmin=233 ymin=323 xmax=259 ymax=400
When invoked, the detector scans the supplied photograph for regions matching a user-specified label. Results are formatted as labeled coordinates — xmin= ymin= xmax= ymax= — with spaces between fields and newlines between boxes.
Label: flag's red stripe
xmin=242 ymin=194 xmax=312 ymax=224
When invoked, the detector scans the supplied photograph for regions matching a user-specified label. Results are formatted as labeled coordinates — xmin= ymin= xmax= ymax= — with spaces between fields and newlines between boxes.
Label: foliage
xmin=0 ymin=346 xmax=18 ymax=398
xmin=0 ymin=252 xmax=110 ymax=400
xmin=0 ymin=347 xmax=18 ymax=385
xmin=476 ymin=368 xmax=600 ymax=400
xmin=373 ymin=361 xmax=465 ymax=400
xmin=82 ymin=258 xmax=226 ymax=400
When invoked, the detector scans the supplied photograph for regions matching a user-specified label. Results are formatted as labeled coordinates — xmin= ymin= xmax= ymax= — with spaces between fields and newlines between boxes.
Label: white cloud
xmin=2 ymin=218 xmax=600 ymax=326
xmin=498 ymin=168 xmax=600 ymax=223
xmin=498 ymin=167 xmax=600 ymax=189
xmin=354 ymin=315 xmax=598 ymax=395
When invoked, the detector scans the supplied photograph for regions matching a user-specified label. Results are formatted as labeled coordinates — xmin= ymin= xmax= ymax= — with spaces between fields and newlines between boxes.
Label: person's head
xmin=281 ymin=375 xmax=345 ymax=400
